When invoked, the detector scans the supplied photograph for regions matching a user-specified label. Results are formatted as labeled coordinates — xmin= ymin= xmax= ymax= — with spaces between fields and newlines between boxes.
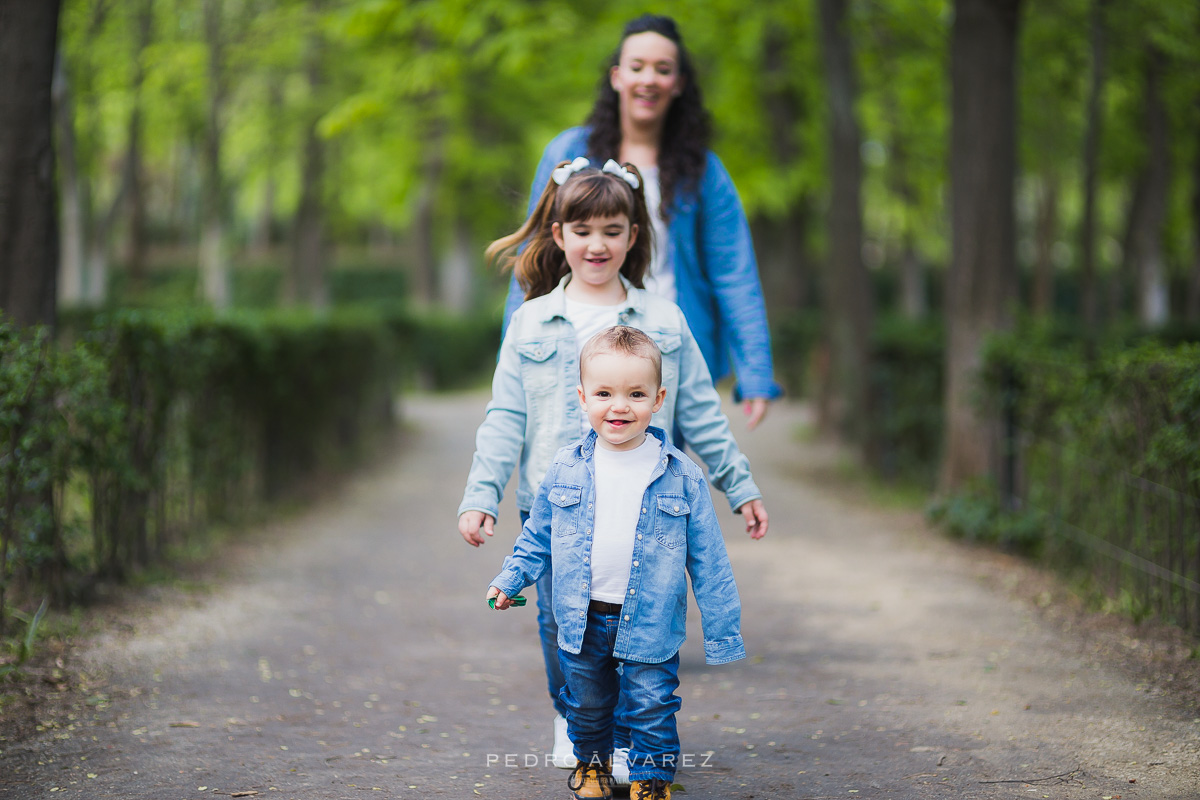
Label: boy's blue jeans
xmin=558 ymin=605 xmax=681 ymax=782
xmin=525 ymin=509 xmax=630 ymax=748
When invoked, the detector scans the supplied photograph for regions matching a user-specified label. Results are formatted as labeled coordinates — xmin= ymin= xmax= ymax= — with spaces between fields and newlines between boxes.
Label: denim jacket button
xmin=673 ymin=505 xmax=680 ymax=512
xmin=629 ymin=588 xmax=635 ymax=595
xmin=632 ymin=560 xmax=639 ymax=567
xmin=624 ymin=615 xmax=630 ymax=621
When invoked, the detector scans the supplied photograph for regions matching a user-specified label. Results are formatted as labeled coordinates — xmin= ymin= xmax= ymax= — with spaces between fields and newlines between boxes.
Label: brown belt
xmin=589 ymin=600 xmax=623 ymax=615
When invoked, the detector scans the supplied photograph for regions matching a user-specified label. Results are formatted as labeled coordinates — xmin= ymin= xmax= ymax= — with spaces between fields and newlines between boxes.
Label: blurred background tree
xmin=0 ymin=0 xmax=1196 ymax=486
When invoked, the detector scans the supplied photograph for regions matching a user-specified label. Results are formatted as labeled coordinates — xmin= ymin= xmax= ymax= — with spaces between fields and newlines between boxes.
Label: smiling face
xmin=552 ymin=213 xmax=638 ymax=300
xmin=577 ymin=350 xmax=666 ymax=451
xmin=609 ymin=31 xmax=683 ymax=132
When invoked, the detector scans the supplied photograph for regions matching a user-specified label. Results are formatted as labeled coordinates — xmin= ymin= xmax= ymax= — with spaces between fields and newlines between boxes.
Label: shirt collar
xmin=536 ymin=274 xmax=643 ymax=324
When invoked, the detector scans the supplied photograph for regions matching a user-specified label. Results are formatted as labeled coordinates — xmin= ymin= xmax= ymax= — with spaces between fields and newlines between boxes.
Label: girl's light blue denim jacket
xmin=503 ymin=126 xmax=783 ymax=402
xmin=490 ymin=426 xmax=746 ymax=665
xmin=459 ymin=275 xmax=761 ymax=520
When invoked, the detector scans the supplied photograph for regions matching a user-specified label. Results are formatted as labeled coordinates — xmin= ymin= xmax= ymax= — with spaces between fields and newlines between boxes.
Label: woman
xmin=499 ymin=14 xmax=782 ymax=785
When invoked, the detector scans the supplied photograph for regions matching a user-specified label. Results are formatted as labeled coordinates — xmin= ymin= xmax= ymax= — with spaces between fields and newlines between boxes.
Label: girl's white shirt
xmin=564 ymin=295 xmax=623 ymax=438
xmin=589 ymin=434 xmax=663 ymax=604
xmin=638 ymin=166 xmax=676 ymax=303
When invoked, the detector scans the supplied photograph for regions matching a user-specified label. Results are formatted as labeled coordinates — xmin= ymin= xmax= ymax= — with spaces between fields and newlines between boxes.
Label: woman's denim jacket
xmin=459 ymin=275 xmax=761 ymax=520
xmin=503 ymin=126 xmax=783 ymax=402
xmin=490 ymin=427 xmax=746 ymax=665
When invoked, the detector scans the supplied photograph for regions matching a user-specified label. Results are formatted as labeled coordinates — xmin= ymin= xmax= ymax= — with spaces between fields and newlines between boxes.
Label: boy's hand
xmin=737 ymin=499 xmax=768 ymax=540
xmin=459 ymin=511 xmax=496 ymax=547
xmin=487 ymin=586 xmax=514 ymax=610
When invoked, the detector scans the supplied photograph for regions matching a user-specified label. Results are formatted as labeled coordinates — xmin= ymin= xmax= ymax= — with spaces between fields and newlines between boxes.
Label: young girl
xmin=457 ymin=158 xmax=768 ymax=787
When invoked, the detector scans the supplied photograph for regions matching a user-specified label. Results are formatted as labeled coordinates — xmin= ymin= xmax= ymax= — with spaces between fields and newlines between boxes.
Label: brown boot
xmin=630 ymin=778 xmax=672 ymax=800
xmin=567 ymin=761 xmax=613 ymax=800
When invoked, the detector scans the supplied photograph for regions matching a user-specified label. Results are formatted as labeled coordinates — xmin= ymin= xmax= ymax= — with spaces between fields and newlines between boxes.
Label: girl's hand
xmin=459 ymin=511 xmax=496 ymax=547
xmin=487 ymin=586 xmax=514 ymax=610
xmin=742 ymin=398 xmax=769 ymax=431
xmin=737 ymin=499 xmax=769 ymax=540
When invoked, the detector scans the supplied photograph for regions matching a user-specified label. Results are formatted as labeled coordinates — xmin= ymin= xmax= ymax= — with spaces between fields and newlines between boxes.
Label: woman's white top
xmin=638 ymin=166 xmax=676 ymax=303
xmin=589 ymin=434 xmax=663 ymax=604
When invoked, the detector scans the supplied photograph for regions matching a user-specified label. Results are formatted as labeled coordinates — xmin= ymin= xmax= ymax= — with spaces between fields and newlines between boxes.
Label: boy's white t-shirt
xmin=638 ymin=166 xmax=676 ymax=303
xmin=589 ymin=434 xmax=663 ymax=604
xmin=564 ymin=296 xmax=623 ymax=437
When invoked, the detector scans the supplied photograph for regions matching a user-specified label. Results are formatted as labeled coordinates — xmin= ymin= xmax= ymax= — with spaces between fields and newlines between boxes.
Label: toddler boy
xmin=487 ymin=326 xmax=746 ymax=800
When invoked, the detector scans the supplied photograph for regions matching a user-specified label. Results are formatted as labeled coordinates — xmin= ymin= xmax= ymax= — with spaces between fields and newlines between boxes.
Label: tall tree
xmin=1078 ymin=0 xmax=1108 ymax=332
xmin=0 ymin=0 xmax=63 ymax=328
xmin=54 ymin=52 xmax=87 ymax=307
xmin=1125 ymin=45 xmax=1171 ymax=328
xmin=122 ymin=0 xmax=156 ymax=295
xmin=940 ymin=0 xmax=1022 ymax=492
xmin=816 ymin=0 xmax=875 ymax=443
xmin=199 ymin=0 xmax=230 ymax=309
xmin=287 ymin=9 xmax=329 ymax=310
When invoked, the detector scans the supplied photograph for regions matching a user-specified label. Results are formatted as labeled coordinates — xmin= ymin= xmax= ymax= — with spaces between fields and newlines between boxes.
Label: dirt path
xmin=1 ymin=393 xmax=1198 ymax=799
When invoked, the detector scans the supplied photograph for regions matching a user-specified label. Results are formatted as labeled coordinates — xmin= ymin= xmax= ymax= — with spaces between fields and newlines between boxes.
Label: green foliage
xmin=969 ymin=329 xmax=1200 ymax=630
xmin=926 ymin=487 xmax=1048 ymax=555
xmin=0 ymin=307 xmax=401 ymax=636
xmin=865 ymin=316 xmax=944 ymax=486
xmin=384 ymin=306 xmax=503 ymax=392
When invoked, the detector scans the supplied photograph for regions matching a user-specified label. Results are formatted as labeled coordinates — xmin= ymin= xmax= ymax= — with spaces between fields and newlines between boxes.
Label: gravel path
xmin=1 ymin=392 xmax=1197 ymax=799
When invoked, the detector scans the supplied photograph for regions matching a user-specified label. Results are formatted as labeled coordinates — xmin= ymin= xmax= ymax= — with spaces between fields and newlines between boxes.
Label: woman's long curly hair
xmin=486 ymin=162 xmax=653 ymax=301
xmin=585 ymin=14 xmax=711 ymax=220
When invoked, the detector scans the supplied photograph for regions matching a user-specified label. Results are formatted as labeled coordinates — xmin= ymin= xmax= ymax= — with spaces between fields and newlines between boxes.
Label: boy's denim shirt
xmin=459 ymin=275 xmax=761 ymax=521
xmin=503 ymin=126 xmax=783 ymax=403
xmin=490 ymin=427 xmax=746 ymax=666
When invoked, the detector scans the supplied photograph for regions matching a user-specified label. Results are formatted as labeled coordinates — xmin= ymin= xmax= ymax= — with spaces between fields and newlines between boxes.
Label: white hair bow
xmin=601 ymin=159 xmax=640 ymax=190
xmin=551 ymin=157 xmax=591 ymax=185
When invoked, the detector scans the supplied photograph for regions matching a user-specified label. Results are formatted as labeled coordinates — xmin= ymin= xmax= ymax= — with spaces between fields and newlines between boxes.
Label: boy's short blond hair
xmin=579 ymin=326 xmax=663 ymax=387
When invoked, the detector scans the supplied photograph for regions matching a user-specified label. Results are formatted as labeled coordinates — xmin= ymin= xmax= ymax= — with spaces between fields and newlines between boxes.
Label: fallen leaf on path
xmin=169 ymin=721 xmax=200 ymax=728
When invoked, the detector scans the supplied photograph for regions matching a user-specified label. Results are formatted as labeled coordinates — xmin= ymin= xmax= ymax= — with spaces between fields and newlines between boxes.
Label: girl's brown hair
xmin=486 ymin=162 xmax=653 ymax=301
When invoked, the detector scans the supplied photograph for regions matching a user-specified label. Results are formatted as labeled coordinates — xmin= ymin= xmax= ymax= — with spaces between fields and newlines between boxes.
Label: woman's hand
xmin=460 ymin=511 xmax=496 ymax=547
xmin=742 ymin=398 xmax=769 ymax=430
xmin=736 ymin=499 xmax=768 ymax=539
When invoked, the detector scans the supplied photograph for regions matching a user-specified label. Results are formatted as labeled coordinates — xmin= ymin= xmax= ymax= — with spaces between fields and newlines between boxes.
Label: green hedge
xmin=966 ymin=331 xmax=1200 ymax=630
xmin=0 ymin=309 xmax=398 ymax=637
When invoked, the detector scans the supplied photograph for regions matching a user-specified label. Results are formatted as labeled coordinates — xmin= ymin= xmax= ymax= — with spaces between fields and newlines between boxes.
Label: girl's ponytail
xmin=486 ymin=164 xmax=570 ymax=301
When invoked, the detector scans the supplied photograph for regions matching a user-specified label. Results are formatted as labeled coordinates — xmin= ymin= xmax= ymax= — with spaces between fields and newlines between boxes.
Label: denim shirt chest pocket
xmin=646 ymin=332 xmax=682 ymax=392
xmin=516 ymin=339 xmax=560 ymax=395
xmin=549 ymin=484 xmax=585 ymax=537
xmin=654 ymin=494 xmax=690 ymax=548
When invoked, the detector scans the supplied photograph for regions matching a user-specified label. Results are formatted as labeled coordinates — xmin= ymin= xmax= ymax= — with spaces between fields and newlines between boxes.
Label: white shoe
xmin=609 ymin=747 xmax=631 ymax=786
xmin=550 ymin=714 xmax=577 ymax=769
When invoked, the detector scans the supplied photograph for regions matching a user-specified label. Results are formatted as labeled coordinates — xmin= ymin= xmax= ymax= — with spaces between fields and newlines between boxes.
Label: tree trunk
xmin=250 ymin=79 xmax=283 ymax=259
xmin=1127 ymin=46 xmax=1171 ymax=328
xmin=899 ymin=233 xmax=926 ymax=319
xmin=817 ymin=0 xmax=875 ymax=442
xmin=1078 ymin=0 xmax=1107 ymax=333
xmin=290 ymin=120 xmax=328 ymax=308
xmin=123 ymin=0 xmax=155 ymax=295
xmin=0 ymin=0 xmax=63 ymax=329
xmin=940 ymin=0 xmax=1022 ymax=493
xmin=1032 ymin=175 xmax=1058 ymax=317
xmin=54 ymin=52 xmax=87 ymax=307
xmin=1188 ymin=102 xmax=1200 ymax=323
xmin=758 ymin=28 xmax=811 ymax=315
xmin=413 ymin=131 xmax=443 ymax=306
xmin=287 ymin=20 xmax=328 ymax=309
xmin=199 ymin=0 xmax=230 ymax=309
